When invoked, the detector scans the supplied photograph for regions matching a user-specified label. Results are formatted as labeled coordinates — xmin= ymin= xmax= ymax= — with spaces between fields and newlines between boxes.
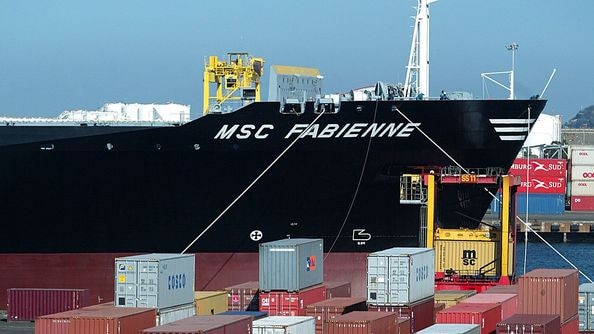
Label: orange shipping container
xmin=325 ymin=311 xmax=398 ymax=334
xmin=68 ymin=307 xmax=156 ymax=334
xmin=305 ymin=297 xmax=367 ymax=334
xmin=519 ymin=269 xmax=578 ymax=323
xmin=460 ymin=293 xmax=518 ymax=320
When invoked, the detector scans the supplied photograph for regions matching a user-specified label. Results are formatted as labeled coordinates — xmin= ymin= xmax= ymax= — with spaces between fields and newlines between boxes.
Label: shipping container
xmin=516 ymin=194 xmax=565 ymax=215
xmin=460 ymin=293 xmax=517 ymax=320
xmin=509 ymin=158 xmax=566 ymax=177
xmin=579 ymin=283 xmax=594 ymax=331
xmin=259 ymin=284 xmax=326 ymax=316
xmin=561 ymin=314 xmax=578 ymax=334
xmin=220 ymin=310 xmax=268 ymax=320
xmin=367 ymin=247 xmax=434 ymax=305
xmin=570 ymin=180 xmax=594 ymax=196
xmin=434 ymin=240 xmax=499 ymax=277
xmin=434 ymin=290 xmax=476 ymax=308
xmin=253 ymin=316 xmax=315 ymax=334
xmin=496 ymin=314 xmax=561 ymax=334
xmin=259 ymin=239 xmax=323 ymax=292
xmin=143 ymin=315 xmax=253 ymax=334
xmin=157 ymin=302 xmax=195 ymax=325
xmin=195 ymin=291 xmax=228 ymax=315
xmin=417 ymin=323 xmax=480 ymax=334
xmin=115 ymin=253 xmax=195 ymax=309
xmin=69 ymin=306 xmax=157 ymax=334
xmin=434 ymin=228 xmax=496 ymax=241
xmin=34 ymin=303 xmax=115 ymax=334
xmin=434 ymin=303 xmax=445 ymax=322
xmin=367 ymin=296 xmax=434 ymax=332
xmin=571 ymin=195 xmax=594 ymax=211
xmin=436 ymin=302 xmax=501 ymax=334
xmin=569 ymin=145 xmax=594 ymax=165
xmin=519 ymin=269 xmax=579 ymax=323
xmin=305 ymin=297 xmax=367 ymax=334
xmin=7 ymin=288 xmax=90 ymax=321
xmin=325 ymin=311 xmax=397 ymax=334
xmin=225 ymin=281 xmax=260 ymax=311
xmin=517 ymin=176 xmax=567 ymax=194
xmin=324 ymin=281 xmax=351 ymax=299
xmin=571 ymin=165 xmax=594 ymax=181
xmin=483 ymin=284 xmax=518 ymax=294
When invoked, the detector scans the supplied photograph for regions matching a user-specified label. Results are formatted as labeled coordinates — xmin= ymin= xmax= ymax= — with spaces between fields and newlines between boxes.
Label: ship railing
xmin=400 ymin=174 xmax=426 ymax=204
xmin=440 ymin=166 xmax=505 ymax=177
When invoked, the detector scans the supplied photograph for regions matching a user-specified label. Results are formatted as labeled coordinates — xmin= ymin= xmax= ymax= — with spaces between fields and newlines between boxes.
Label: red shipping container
xmin=225 ymin=281 xmax=259 ymax=311
xmin=305 ymin=297 xmax=367 ymax=334
xmin=142 ymin=315 xmax=253 ymax=334
xmin=484 ymin=285 xmax=519 ymax=294
xmin=571 ymin=195 xmax=594 ymax=211
xmin=7 ymin=288 xmax=91 ymax=321
xmin=517 ymin=176 xmax=566 ymax=194
xmin=509 ymin=159 xmax=566 ymax=177
xmin=367 ymin=296 xmax=434 ymax=333
xmin=325 ymin=311 xmax=398 ymax=334
xmin=460 ymin=293 xmax=518 ymax=320
xmin=397 ymin=317 xmax=412 ymax=334
xmin=324 ymin=281 xmax=351 ymax=299
xmin=496 ymin=314 xmax=561 ymax=334
xmin=434 ymin=303 xmax=445 ymax=323
xmin=519 ymin=269 xmax=578 ymax=323
xmin=436 ymin=302 xmax=501 ymax=334
xmin=259 ymin=284 xmax=326 ymax=316
xmin=68 ymin=306 xmax=156 ymax=334
xmin=35 ymin=303 xmax=115 ymax=334
xmin=561 ymin=314 xmax=578 ymax=334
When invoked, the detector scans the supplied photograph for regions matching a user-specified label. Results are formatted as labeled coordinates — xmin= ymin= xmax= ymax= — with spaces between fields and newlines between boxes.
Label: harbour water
xmin=515 ymin=240 xmax=594 ymax=283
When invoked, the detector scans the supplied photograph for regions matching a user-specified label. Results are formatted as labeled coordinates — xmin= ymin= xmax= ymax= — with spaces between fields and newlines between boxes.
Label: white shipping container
xmin=572 ymin=165 xmax=594 ymax=181
xmin=416 ymin=323 xmax=480 ymax=334
xmin=115 ymin=253 xmax=195 ymax=309
xmin=367 ymin=247 xmax=434 ymax=306
xmin=157 ymin=302 xmax=196 ymax=325
xmin=570 ymin=180 xmax=594 ymax=196
xmin=253 ymin=316 xmax=315 ymax=334
xmin=570 ymin=146 xmax=594 ymax=165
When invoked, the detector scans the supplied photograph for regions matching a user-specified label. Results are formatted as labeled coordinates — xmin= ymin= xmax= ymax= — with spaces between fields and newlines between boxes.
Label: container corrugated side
xmin=569 ymin=146 xmax=594 ymax=164
xmin=253 ymin=315 xmax=315 ymax=334
xmin=325 ymin=311 xmax=397 ymax=334
xmin=417 ymin=323 xmax=481 ymax=334
xmin=436 ymin=302 xmax=501 ymax=334
xmin=143 ymin=314 xmax=253 ymax=334
xmin=69 ymin=306 xmax=157 ymax=334
xmin=579 ymin=283 xmax=594 ymax=331
xmin=367 ymin=247 xmax=434 ymax=305
xmin=367 ymin=296 xmax=434 ymax=333
xmin=324 ymin=281 xmax=351 ymax=299
xmin=7 ymin=288 xmax=91 ymax=321
xmin=516 ymin=194 xmax=565 ymax=215
xmin=496 ymin=314 xmax=561 ymax=334
xmin=460 ymin=293 xmax=518 ymax=320
xmin=259 ymin=284 xmax=326 ymax=316
xmin=517 ymin=176 xmax=566 ymax=194
xmin=435 ymin=290 xmax=476 ymax=308
xmin=570 ymin=180 xmax=594 ymax=196
xmin=484 ymin=284 xmax=518 ymax=294
xmin=194 ymin=291 xmax=228 ymax=315
xmin=115 ymin=253 xmax=195 ymax=309
xmin=34 ymin=302 xmax=115 ymax=334
xmin=571 ymin=195 xmax=594 ymax=211
xmin=225 ymin=281 xmax=259 ymax=311
xmin=519 ymin=269 xmax=579 ymax=323
xmin=561 ymin=314 xmax=578 ymax=334
xmin=259 ymin=238 xmax=323 ymax=292
xmin=156 ymin=302 xmax=195 ymax=325
xmin=434 ymin=240 xmax=499 ymax=277
xmin=509 ymin=158 xmax=566 ymax=177
xmin=571 ymin=165 xmax=594 ymax=181
xmin=305 ymin=297 xmax=367 ymax=334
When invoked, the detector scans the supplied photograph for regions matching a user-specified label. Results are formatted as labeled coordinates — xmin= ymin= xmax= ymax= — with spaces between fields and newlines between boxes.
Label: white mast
xmin=404 ymin=0 xmax=433 ymax=99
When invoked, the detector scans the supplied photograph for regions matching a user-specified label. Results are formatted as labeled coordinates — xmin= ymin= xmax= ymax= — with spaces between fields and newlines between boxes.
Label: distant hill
xmin=565 ymin=104 xmax=594 ymax=128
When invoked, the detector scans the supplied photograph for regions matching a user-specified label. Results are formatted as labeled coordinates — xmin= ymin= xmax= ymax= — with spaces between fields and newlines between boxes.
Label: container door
xmin=137 ymin=260 xmax=159 ymax=307
xmin=367 ymin=255 xmax=390 ymax=305
xmin=389 ymin=255 xmax=410 ymax=304
xmin=115 ymin=260 xmax=138 ymax=306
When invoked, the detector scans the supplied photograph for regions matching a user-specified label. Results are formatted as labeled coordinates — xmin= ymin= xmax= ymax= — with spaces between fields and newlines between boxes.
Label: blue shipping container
xmin=490 ymin=193 xmax=565 ymax=215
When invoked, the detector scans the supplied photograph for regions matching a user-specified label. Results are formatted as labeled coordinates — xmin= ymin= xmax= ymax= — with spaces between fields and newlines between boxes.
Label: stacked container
xmin=253 ymin=316 xmax=315 ymax=334
xmin=436 ymin=302 xmax=502 ymax=334
xmin=518 ymin=269 xmax=579 ymax=332
xmin=324 ymin=311 xmax=405 ymax=334
xmin=569 ymin=146 xmax=594 ymax=210
xmin=434 ymin=290 xmax=476 ymax=308
xmin=417 ymin=323 xmax=480 ymax=334
xmin=225 ymin=281 xmax=260 ymax=311
xmin=194 ymin=291 xmax=228 ymax=315
xmin=460 ymin=293 xmax=518 ymax=320
xmin=305 ymin=297 xmax=367 ymax=334
xmin=324 ymin=281 xmax=351 ymax=299
xmin=579 ymin=283 xmax=594 ymax=331
xmin=7 ymin=288 xmax=90 ymax=321
xmin=258 ymin=239 xmax=326 ymax=316
xmin=114 ymin=253 xmax=196 ymax=325
xmin=496 ymin=314 xmax=561 ymax=334
xmin=142 ymin=314 xmax=253 ymax=334
xmin=366 ymin=247 xmax=435 ymax=332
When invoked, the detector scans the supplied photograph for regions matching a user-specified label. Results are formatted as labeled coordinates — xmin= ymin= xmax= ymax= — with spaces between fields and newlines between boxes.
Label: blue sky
xmin=1 ymin=0 xmax=593 ymax=122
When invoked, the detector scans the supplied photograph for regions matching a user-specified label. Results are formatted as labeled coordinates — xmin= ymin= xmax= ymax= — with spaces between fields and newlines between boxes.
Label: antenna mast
xmin=404 ymin=0 xmax=433 ymax=99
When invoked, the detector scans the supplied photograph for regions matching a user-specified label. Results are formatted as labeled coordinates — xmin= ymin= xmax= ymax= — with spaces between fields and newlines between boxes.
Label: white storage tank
xmin=253 ymin=315 xmax=315 ymax=334
xmin=367 ymin=247 xmax=434 ymax=306
xmin=115 ymin=253 xmax=195 ymax=309
xmin=259 ymin=238 xmax=323 ymax=292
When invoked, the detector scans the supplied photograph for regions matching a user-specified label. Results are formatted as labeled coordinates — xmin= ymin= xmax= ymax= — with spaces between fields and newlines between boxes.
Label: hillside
xmin=565 ymin=105 xmax=594 ymax=128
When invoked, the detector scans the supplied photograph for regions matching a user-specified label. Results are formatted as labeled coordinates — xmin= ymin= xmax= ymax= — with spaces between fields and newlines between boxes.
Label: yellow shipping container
xmin=434 ymin=228 xmax=499 ymax=241
xmin=194 ymin=291 xmax=228 ymax=315
xmin=435 ymin=290 xmax=477 ymax=308
xmin=434 ymin=240 xmax=500 ymax=277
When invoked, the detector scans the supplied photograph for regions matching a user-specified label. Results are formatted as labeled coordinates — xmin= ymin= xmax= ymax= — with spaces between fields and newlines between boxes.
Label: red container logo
xmin=509 ymin=159 xmax=566 ymax=177
xmin=517 ymin=176 xmax=566 ymax=194
xmin=307 ymin=256 xmax=317 ymax=271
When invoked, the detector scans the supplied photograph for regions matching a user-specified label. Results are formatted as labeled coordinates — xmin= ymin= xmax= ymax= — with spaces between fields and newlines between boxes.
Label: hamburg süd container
xmin=517 ymin=176 xmax=567 ymax=194
xmin=367 ymin=247 xmax=434 ymax=306
xmin=436 ymin=302 xmax=502 ymax=334
xmin=367 ymin=296 xmax=434 ymax=333
xmin=115 ymin=253 xmax=195 ymax=309
xmin=417 ymin=323 xmax=480 ymax=334
xmin=305 ymin=297 xmax=367 ymax=334
xmin=253 ymin=315 xmax=315 ymax=334
xmin=509 ymin=158 xmax=566 ymax=177
xmin=259 ymin=238 xmax=323 ymax=292
xmin=69 ymin=306 xmax=157 ymax=334
xmin=156 ymin=302 xmax=195 ymax=325
xmin=460 ymin=293 xmax=518 ymax=321
xmin=225 ymin=281 xmax=260 ymax=311
xmin=518 ymin=268 xmax=579 ymax=323
xmin=259 ymin=284 xmax=326 ymax=316
xmin=194 ymin=290 xmax=228 ymax=315
xmin=143 ymin=314 xmax=253 ymax=334
xmin=7 ymin=288 xmax=91 ymax=321
xmin=324 ymin=311 xmax=397 ymax=334
xmin=496 ymin=314 xmax=561 ymax=334
xmin=579 ymin=283 xmax=594 ymax=331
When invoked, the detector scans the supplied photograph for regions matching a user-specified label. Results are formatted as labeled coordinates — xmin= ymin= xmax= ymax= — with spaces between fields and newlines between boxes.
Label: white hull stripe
xmin=493 ymin=127 xmax=530 ymax=132
xmin=500 ymin=135 xmax=527 ymax=141
xmin=489 ymin=118 xmax=536 ymax=124
xmin=489 ymin=118 xmax=535 ymax=141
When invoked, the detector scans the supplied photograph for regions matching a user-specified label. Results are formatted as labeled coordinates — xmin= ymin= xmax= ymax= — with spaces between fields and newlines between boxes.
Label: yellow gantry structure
xmin=203 ymin=52 xmax=264 ymax=115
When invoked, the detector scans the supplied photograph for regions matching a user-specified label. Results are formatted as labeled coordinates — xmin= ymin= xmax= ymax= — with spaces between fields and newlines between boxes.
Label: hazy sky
xmin=1 ymin=0 xmax=593 ymax=122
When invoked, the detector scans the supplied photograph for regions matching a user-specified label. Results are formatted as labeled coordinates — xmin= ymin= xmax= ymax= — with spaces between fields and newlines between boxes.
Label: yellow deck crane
xmin=203 ymin=52 xmax=264 ymax=115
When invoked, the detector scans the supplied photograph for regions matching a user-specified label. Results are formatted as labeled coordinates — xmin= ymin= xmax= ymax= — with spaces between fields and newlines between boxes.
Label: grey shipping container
xmin=259 ymin=239 xmax=323 ymax=292
xmin=417 ymin=323 xmax=480 ymax=334
xmin=579 ymin=283 xmax=594 ymax=331
xmin=157 ymin=302 xmax=196 ymax=325
xmin=367 ymin=247 xmax=434 ymax=305
xmin=253 ymin=315 xmax=315 ymax=334
xmin=115 ymin=253 xmax=195 ymax=309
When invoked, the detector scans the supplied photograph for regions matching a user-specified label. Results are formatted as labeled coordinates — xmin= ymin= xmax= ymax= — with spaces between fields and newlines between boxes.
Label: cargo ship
xmin=0 ymin=0 xmax=546 ymax=304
